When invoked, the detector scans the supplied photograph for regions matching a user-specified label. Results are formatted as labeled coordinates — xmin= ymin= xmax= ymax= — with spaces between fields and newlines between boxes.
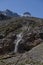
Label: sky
xmin=0 ymin=0 xmax=43 ymax=18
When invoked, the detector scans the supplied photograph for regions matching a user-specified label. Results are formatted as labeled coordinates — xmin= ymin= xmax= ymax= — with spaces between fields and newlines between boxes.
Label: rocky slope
xmin=0 ymin=42 xmax=43 ymax=65
xmin=0 ymin=16 xmax=43 ymax=65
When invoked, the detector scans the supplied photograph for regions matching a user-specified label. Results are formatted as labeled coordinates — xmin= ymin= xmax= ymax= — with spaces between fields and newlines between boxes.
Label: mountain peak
xmin=0 ymin=9 xmax=19 ymax=18
xmin=5 ymin=9 xmax=13 ymax=14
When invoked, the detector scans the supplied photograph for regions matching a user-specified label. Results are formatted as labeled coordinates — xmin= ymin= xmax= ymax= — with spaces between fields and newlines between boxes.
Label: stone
xmin=39 ymin=33 xmax=43 ymax=39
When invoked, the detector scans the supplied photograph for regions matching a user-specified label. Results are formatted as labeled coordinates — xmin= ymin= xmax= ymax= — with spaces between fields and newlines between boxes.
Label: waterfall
xmin=14 ymin=32 xmax=23 ymax=53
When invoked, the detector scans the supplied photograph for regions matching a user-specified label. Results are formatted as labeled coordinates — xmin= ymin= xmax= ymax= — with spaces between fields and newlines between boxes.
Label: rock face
xmin=0 ymin=31 xmax=42 ymax=54
xmin=0 ymin=33 xmax=16 ymax=54
xmin=0 ymin=16 xmax=43 ymax=65
xmin=0 ymin=16 xmax=43 ymax=55
xmin=18 ymin=32 xmax=42 ymax=53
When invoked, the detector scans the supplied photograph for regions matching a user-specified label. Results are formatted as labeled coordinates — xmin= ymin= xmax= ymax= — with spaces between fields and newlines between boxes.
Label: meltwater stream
xmin=14 ymin=32 xmax=23 ymax=53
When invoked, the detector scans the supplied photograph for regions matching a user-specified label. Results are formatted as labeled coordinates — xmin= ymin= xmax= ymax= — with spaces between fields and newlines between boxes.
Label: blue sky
xmin=0 ymin=0 xmax=43 ymax=18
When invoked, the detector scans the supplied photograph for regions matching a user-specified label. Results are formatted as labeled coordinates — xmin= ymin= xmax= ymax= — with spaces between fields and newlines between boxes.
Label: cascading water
xmin=14 ymin=32 xmax=23 ymax=53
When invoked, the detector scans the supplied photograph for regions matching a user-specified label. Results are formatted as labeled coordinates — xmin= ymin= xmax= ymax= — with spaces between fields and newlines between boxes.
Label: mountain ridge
xmin=0 ymin=9 xmax=19 ymax=20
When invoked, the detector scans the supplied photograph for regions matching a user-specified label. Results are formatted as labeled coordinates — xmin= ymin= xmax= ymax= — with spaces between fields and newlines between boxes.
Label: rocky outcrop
xmin=0 ymin=33 xmax=16 ymax=54
xmin=18 ymin=32 xmax=42 ymax=53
